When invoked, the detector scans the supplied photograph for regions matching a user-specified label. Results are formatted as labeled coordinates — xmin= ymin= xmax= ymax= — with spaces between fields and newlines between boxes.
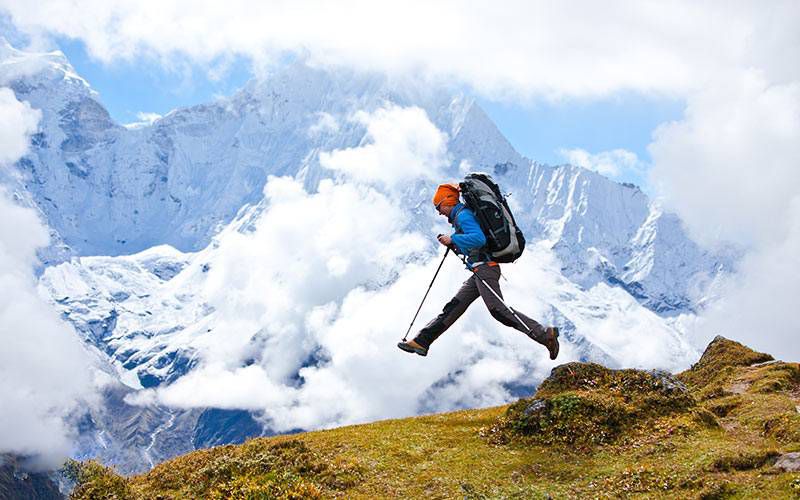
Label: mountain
xmin=1 ymin=39 xmax=520 ymax=258
xmin=2 ymin=40 xmax=731 ymax=313
xmin=0 ymin=455 xmax=62 ymax=500
xmin=65 ymin=337 xmax=800 ymax=498
xmin=481 ymin=161 xmax=738 ymax=316
xmin=1 ymin=41 xmax=735 ymax=473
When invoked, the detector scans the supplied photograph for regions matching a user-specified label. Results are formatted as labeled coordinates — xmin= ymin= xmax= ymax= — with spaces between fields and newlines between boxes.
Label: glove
xmin=437 ymin=234 xmax=457 ymax=252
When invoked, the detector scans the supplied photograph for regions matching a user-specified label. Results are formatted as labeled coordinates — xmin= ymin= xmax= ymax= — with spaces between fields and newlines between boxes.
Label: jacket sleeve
xmin=451 ymin=209 xmax=486 ymax=254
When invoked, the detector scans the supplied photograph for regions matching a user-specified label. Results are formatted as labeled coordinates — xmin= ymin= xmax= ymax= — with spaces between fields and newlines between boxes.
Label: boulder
xmin=774 ymin=452 xmax=800 ymax=472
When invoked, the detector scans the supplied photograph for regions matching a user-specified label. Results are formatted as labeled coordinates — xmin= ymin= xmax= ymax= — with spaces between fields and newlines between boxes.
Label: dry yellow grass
xmin=68 ymin=336 xmax=800 ymax=499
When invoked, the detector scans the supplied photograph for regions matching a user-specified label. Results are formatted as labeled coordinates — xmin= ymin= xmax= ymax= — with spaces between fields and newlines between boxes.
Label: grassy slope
xmin=70 ymin=337 xmax=800 ymax=499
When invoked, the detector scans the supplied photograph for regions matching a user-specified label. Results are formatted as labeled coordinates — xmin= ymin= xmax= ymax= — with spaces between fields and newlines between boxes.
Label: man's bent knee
xmin=489 ymin=308 xmax=518 ymax=328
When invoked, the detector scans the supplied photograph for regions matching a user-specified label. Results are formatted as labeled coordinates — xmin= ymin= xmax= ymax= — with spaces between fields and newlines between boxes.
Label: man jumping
xmin=397 ymin=183 xmax=560 ymax=359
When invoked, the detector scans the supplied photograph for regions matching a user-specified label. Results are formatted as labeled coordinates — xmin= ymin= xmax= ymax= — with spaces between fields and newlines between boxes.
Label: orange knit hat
xmin=432 ymin=183 xmax=460 ymax=208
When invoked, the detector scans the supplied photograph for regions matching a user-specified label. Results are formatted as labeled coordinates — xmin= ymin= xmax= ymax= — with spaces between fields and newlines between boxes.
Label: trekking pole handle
xmin=437 ymin=234 xmax=456 ymax=252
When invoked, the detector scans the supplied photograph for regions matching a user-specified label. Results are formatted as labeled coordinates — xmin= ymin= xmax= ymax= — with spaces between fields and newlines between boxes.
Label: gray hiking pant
xmin=414 ymin=264 xmax=548 ymax=349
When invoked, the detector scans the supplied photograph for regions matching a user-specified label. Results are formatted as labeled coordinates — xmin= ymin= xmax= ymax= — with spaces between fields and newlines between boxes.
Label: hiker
xmin=397 ymin=182 xmax=560 ymax=359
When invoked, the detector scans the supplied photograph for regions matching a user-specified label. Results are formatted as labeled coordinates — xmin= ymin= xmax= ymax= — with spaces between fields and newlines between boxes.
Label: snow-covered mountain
xmin=2 ymin=39 xmax=519 ymax=258
xmin=496 ymin=162 xmax=738 ymax=315
xmin=3 ymin=41 xmax=734 ymax=473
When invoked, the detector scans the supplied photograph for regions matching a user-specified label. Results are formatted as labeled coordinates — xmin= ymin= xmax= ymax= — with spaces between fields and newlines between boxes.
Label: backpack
xmin=458 ymin=172 xmax=525 ymax=263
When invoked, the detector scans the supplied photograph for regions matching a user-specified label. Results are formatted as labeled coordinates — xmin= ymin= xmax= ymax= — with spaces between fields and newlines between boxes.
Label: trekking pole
xmin=455 ymin=253 xmax=533 ymax=334
xmin=402 ymin=247 xmax=450 ymax=341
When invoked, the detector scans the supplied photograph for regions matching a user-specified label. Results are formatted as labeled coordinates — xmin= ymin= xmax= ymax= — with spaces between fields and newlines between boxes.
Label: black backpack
xmin=459 ymin=172 xmax=525 ymax=263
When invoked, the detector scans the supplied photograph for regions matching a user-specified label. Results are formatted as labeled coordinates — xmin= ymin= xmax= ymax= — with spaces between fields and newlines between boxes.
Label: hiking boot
xmin=397 ymin=339 xmax=428 ymax=357
xmin=544 ymin=326 xmax=560 ymax=360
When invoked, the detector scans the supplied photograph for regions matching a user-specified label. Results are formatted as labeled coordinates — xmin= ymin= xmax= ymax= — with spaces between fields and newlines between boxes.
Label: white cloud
xmin=0 ymin=87 xmax=40 ymax=164
xmin=123 ymin=111 xmax=161 ymax=129
xmin=2 ymin=2 xmax=798 ymax=100
xmin=0 ymin=38 xmax=53 ymax=84
xmin=558 ymin=148 xmax=642 ymax=178
xmin=127 ymin=174 xmax=566 ymax=431
xmin=319 ymin=105 xmax=448 ymax=187
xmin=127 ymin=168 xmax=693 ymax=432
xmin=649 ymin=72 xmax=800 ymax=247
xmin=648 ymin=71 xmax=800 ymax=360
xmin=307 ymin=111 xmax=339 ymax=137
xmin=2 ymin=0 xmax=798 ymax=437
xmin=0 ymin=91 xmax=97 ymax=469
xmin=695 ymin=201 xmax=800 ymax=361
xmin=457 ymin=159 xmax=473 ymax=176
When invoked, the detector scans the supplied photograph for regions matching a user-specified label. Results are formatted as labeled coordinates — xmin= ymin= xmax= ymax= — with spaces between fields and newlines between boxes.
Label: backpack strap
xmin=450 ymin=205 xmax=493 ymax=262
xmin=449 ymin=205 xmax=465 ymax=230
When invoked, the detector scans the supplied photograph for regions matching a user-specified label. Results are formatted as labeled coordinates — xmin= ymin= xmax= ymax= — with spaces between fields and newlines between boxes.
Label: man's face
xmin=436 ymin=203 xmax=453 ymax=218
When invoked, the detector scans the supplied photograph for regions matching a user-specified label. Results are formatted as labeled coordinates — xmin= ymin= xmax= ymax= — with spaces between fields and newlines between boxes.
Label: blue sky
xmin=478 ymin=95 xmax=683 ymax=187
xmin=59 ymin=38 xmax=253 ymax=124
xmin=52 ymin=37 xmax=682 ymax=191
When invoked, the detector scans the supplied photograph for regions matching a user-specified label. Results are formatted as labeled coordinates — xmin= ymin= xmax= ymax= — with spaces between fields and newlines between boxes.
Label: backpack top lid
xmin=461 ymin=172 xmax=502 ymax=196
xmin=459 ymin=172 xmax=525 ymax=263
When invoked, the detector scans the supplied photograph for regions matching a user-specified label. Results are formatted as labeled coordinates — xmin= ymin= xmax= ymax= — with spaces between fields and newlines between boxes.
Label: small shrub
xmin=505 ymin=392 xmax=631 ymax=446
xmin=691 ymin=408 xmax=721 ymax=428
xmin=791 ymin=477 xmax=800 ymax=495
xmin=762 ymin=413 xmax=800 ymax=444
xmin=704 ymin=396 xmax=742 ymax=417
xmin=63 ymin=459 xmax=131 ymax=500
xmin=117 ymin=438 xmax=362 ymax=498
xmin=749 ymin=363 xmax=800 ymax=394
xmin=698 ymin=481 xmax=738 ymax=500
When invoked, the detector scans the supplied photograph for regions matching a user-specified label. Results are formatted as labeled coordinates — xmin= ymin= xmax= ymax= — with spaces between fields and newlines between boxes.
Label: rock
xmin=521 ymin=399 xmax=546 ymax=417
xmin=774 ymin=452 xmax=800 ymax=472
xmin=751 ymin=360 xmax=780 ymax=368
xmin=0 ymin=454 xmax=63 ymax=500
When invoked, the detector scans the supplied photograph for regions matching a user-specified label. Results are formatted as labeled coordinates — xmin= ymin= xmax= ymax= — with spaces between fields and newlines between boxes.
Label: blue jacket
xmin=449 ymin=203 xmax=488 ymax=265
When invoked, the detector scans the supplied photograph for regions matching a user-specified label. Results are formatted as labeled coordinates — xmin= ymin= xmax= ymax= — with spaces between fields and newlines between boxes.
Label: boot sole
xmin=548 ymin=327 xmax=560 ymax=360
xmin=397 ymin=342 xmax=428 ymax=357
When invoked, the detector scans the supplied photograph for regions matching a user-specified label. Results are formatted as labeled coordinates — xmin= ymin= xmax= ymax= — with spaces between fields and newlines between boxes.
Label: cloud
xmin=319 ymin=105 xmax=448 ymax=188
xmin=127 ymin=174 xmax=565 ymax=430
xmin=649 ymin=72 xmax=800 ymax=247
xmin=558 ymin=148 xmax=642 ymax=178
xmin=2 ymin=2 xmax=798 ymax=100
xmin=0 ymin=87 xmax=40 ymax=164
xmin=697 ymin=201 xmax=800 ymax=361
xmin=127 ymin=165 xmax=693 ymax=432
xmin=122 ymin=108 xmax=569 ymax=430
xmin=123 ymin=111 xmax=161 ymax=129
xmin=307 ymin=111 xmax=339 ymax=137
xmin=0 ymin=37 xmax=54 ymax=84
xmin=3 ymin=0 xmax=798 ymax=439
xmin=0 ymin=90 xmax=98 ymax=469
xmin=648 ymin=71 xmax=800 ymax=360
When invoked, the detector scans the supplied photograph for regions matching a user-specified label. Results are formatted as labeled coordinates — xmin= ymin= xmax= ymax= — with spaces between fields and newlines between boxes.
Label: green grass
xmin=68 ymin=336 xmax=800 ymax=499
